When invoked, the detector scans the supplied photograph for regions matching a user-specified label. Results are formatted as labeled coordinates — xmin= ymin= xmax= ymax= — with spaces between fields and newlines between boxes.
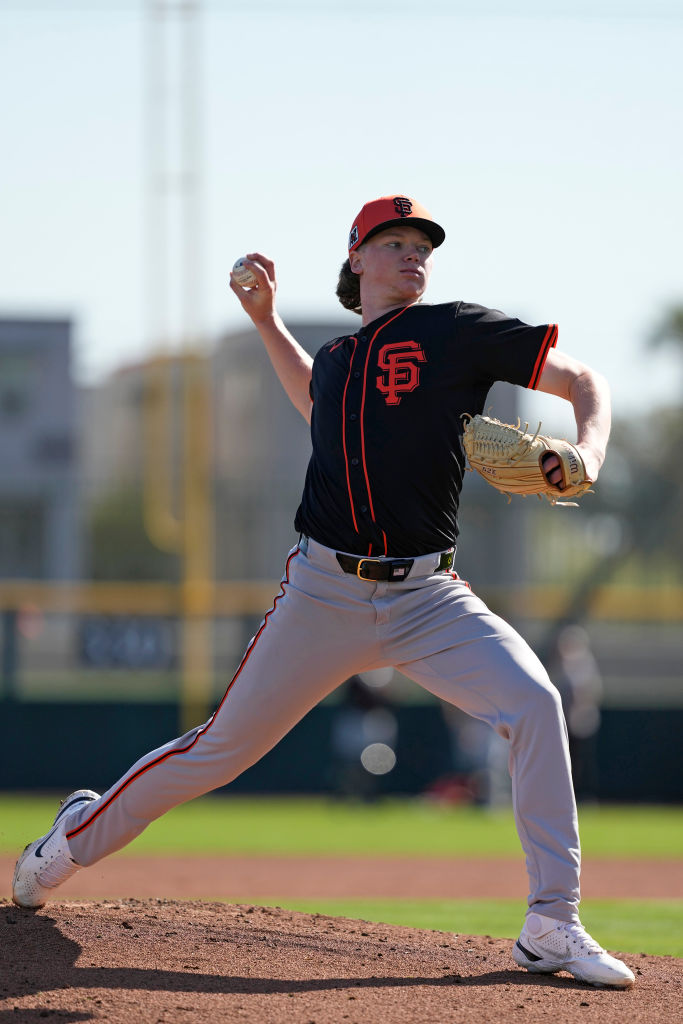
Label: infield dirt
xmin=2 ymin=897 xmax=681 ymax=1024
xmin=2 ymin=856 xmax=681 ymax=1023
xmin=2 ymin=853 xmax=682 ymax=902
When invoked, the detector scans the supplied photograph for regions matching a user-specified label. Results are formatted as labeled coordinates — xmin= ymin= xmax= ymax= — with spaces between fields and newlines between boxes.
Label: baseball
xmin=232 ymin=258 xmax=258 ymax=288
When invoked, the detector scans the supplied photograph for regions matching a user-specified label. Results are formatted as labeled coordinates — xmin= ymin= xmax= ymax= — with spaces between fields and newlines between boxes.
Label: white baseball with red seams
xmin=232 ymin=258 xmax=258 ymax=288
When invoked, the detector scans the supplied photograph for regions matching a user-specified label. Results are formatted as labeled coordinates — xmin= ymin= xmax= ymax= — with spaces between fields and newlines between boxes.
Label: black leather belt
xmin=335 ymin=549 xmax=455 ymax=582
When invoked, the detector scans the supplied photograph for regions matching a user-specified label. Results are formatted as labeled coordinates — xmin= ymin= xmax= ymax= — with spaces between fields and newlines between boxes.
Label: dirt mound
xmin=1 ymin=899 xmax=679 ymax=1023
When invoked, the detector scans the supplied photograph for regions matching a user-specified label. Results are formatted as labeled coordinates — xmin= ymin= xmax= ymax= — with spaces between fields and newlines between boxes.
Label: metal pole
xmin=143 ymin=1 xmax=214 ymax=732
xmin=179 ymin=2 xmax=214 ymax=732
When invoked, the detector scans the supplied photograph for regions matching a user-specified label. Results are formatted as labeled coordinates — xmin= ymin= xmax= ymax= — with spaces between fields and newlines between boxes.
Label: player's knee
xmin=513 ymin=667 xmax=564 ymax=725
xmin=538 ymin=679 xmax=564 ymax=721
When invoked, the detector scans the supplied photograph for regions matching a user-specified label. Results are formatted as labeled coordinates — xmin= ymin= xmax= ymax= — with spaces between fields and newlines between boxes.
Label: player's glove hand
xmin=461 ymin=414 xmax=593 ymax=506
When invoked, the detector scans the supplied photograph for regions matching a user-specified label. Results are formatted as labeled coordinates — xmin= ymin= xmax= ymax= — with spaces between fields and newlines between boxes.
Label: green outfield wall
xmin=1 ymin=702 xmax=681 ymax=802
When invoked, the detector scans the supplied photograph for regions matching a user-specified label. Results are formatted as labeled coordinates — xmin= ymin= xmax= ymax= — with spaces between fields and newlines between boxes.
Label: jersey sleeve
xmin=455 ymin=302 xmax=558 ymax=390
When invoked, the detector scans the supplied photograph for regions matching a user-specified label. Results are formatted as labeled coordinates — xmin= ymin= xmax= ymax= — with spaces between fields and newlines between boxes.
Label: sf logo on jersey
xmin=376 ymin=341 xmax=427 ymax=406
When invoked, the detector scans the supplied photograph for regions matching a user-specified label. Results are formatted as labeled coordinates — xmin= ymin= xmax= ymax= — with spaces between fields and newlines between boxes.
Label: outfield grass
xmin=1 ymin=795 xmax=681 ymax=857
xmin=246 ymin=899 xmax=682 ymax=957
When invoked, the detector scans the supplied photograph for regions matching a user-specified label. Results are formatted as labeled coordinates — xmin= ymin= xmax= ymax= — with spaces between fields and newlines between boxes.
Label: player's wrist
xmin=576 ymin=440 xmax=605 ymax=472
xmin=252 ymin=309 xmax=282 ymax=330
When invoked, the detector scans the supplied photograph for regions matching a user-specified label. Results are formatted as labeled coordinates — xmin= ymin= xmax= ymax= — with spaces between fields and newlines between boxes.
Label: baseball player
xmin=13 ymin=195 xmax=634 ymax=989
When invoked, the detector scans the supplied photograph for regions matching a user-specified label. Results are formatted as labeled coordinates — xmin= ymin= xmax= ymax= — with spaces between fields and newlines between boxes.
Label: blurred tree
xmin=87 ymin=486 xmax=179 ymax=581
xmin=536 ymin=305 xmax=683 ymax=659
xmin=610 ymin=408 xmax=683 ymax=565
xmin=637 ymin=301 xmax=683 ymax=565
xmin=649 ymin=303 xmax=683 ymax=396
xmin=649 ymin=304 xmax=683 ymax=354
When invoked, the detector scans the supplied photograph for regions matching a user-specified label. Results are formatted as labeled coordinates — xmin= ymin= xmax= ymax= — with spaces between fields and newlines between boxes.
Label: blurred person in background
xmin=549 ymin=625 xmax=603 ymax=802
xmin=328 ymin=674 xmax=398 ymax=800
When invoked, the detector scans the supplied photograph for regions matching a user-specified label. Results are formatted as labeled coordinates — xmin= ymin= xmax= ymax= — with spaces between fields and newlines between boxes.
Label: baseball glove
xmin=461 ymin=414 xmax=593 ymax=506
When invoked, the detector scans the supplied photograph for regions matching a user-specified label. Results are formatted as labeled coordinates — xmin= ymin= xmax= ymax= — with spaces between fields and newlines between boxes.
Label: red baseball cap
xmin=348 ymin=195 xmax=446 ymax=252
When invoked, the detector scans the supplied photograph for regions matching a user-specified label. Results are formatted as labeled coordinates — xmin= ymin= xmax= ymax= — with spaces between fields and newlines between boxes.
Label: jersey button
xmin=353 ymin=371 xmax=361 ymax=378
xmin=349 ymin=413 xmax=357 ymax=421
xmin=360 ymin=505 xmax=368 ymax=513
xmin=351 ymin=458 xmax=359 ymax=466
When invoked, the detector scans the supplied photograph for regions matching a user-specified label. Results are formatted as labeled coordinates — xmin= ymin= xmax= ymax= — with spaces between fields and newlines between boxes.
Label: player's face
xmin=350 ymin=225 xmax=434 ymax=305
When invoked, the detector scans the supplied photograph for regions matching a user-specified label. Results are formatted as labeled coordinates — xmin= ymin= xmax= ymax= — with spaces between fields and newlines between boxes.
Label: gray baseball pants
xmin=66 ymin=536 xmax=581 ymax=922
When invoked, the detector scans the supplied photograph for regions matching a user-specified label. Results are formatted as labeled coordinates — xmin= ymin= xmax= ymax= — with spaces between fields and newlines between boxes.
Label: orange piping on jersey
xmin=381 ymin=529 xmax=388 ymax=556
xmin=528 ymin=324 xmax=558 ymax=389
xmin=342 ymin=337 xmax=360 ymax=534
xmin=359 ymin=307 xmax=411 ymax=526
xmin=449 ymin=570 xmax=471 ymax=588
xmin=66 ymin=549 xmax=301 ymax=842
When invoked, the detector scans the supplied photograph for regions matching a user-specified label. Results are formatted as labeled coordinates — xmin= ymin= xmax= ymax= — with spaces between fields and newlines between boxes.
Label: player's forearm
xmin=253 ymin=312 xmax=313 ymax=423
xmin=537 ymin=349 xmax=611 ymax=480
xmin=568 ymin=368 xmax=611 ymax=472
xmin=229 ymin=253 xmax=313 ymax=422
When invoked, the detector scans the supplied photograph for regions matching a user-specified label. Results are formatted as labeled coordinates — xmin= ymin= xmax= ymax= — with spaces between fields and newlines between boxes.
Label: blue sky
xmin=1 ymin=1 xmax=681 ymax=421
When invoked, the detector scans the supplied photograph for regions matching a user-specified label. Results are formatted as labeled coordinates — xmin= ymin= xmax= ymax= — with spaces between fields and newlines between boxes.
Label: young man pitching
xmin=13 ymin=195 xmax=634 ymax=990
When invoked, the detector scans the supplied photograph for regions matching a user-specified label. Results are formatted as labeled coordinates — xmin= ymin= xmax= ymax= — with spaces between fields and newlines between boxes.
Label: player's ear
xmin=349 ymin=248 xmax=364 ymax=274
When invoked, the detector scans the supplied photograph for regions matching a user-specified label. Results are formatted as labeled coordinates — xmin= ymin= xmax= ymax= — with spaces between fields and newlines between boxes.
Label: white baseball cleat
xmin=12 ymin=789 xmax=100 ymax=909
xmin=513 ymin=912 xmax=635 ymax=988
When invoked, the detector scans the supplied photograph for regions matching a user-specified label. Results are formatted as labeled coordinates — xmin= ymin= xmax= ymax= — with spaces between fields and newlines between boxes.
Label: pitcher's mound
xmin=1 ymin=899 xmax=678 ymax=1023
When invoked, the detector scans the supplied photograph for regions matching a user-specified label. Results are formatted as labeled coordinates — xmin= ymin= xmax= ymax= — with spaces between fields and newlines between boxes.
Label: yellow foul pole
xmin=180 ymin=353 xmax=214 ymax=732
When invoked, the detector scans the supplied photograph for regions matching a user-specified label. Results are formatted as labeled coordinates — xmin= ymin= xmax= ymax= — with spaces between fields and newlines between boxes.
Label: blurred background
xmin=0 ymin=0 xmax=681 ymax=804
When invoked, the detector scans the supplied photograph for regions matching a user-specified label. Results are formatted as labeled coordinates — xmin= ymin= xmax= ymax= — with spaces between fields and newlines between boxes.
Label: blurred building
xmin=0 ymin=317 xmax=80 ymax=579
xmin=212 ymin=321 xmax=354 ymax=577
xmin=80 ymin=321 xmax=355 ymax=579
xmin=81 ymin=358 xmax=154 ymax=497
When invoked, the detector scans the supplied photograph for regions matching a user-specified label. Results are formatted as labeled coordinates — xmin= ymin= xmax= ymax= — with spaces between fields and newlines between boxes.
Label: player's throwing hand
xmin=229 ymin=252 xmax=277 ymax=324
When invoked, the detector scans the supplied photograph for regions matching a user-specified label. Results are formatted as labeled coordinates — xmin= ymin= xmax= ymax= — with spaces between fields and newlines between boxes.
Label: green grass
xmin=240 ymin=899 xmax=682 ymax=958
xmin=2 ymin=795 xmax=680 ymax=957
xmin=2 ymin=794 xmax=681 ymax=858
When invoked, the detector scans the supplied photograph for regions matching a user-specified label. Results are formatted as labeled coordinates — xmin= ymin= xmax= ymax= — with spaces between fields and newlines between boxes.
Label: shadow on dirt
xmin=0 ymin=901 xmax=612 ymax=1016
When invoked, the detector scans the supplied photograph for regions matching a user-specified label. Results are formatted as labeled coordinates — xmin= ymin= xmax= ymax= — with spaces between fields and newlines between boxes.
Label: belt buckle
xmin=356 ymin=557 xmax=382 ymax=580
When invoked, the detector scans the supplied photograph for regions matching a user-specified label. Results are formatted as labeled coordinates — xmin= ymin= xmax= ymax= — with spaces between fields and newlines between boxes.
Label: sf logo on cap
xmin=393 ymin=197 xmax=413 ymax=217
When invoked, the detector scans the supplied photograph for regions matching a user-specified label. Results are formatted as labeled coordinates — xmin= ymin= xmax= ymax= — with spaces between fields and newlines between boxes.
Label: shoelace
xmin=562 ymin=922 xmax=605 ymax=956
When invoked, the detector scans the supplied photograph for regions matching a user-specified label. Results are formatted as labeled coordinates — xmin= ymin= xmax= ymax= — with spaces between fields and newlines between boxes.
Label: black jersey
xmin=295 ymin=301 xmax=557 ymax=557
